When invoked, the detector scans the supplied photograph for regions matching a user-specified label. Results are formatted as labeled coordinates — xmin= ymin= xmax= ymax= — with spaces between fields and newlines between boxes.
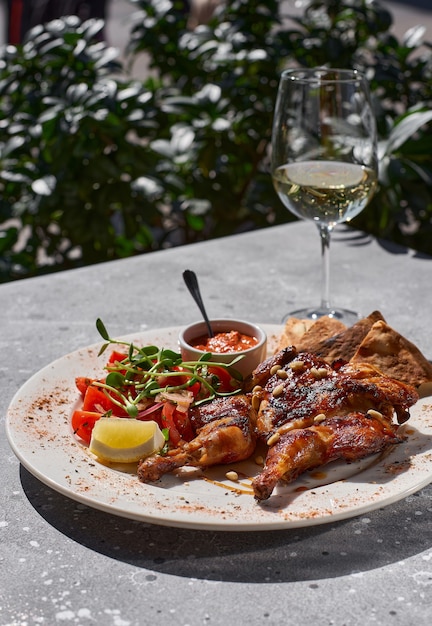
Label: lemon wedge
xmin=89 ymin=418 xmax=165 ymax=463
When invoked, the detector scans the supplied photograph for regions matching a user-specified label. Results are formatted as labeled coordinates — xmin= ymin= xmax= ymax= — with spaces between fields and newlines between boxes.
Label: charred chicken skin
xmin=137 ymin=395 xmax=256 ymax=482
xmin=248 ymin=348 xmax=418 ymax=500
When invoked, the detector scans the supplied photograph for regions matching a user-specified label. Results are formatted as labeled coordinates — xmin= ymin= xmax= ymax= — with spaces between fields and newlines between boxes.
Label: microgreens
xmin=94 ymin=318 xmax=244 ymax=417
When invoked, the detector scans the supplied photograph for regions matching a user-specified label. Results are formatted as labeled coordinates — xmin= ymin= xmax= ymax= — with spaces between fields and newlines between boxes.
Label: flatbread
xmin=296 ymin=316 xmax=347 ymax=352
xmin=298 ymin=310 xmax=385 ymax=363
xmin=276 ymin=317 xmax=315 ymax=351
xmin=350 ymin=320 xmax=432 ymax=387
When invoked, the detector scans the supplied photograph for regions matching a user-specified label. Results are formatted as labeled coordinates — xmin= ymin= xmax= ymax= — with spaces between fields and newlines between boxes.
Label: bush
xmin=1 ymin=0 xmax=432 ymax=282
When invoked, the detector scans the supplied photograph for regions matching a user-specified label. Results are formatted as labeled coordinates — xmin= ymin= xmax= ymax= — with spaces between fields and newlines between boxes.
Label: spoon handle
xmin=182 ymin=270 xmax=214 ymax=338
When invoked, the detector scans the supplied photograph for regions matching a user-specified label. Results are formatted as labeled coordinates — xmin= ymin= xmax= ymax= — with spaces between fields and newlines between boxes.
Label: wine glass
xmin=271 ymin=68 xmax=378 ymax=323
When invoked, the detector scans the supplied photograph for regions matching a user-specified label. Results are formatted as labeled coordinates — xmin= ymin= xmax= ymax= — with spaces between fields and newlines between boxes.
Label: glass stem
xmin=318 ymin=224 xmax=332 ymax=313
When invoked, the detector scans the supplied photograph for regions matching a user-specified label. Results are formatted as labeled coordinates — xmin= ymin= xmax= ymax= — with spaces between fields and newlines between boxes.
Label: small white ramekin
xmin=178 ymin=319 xmax=267 ymax=377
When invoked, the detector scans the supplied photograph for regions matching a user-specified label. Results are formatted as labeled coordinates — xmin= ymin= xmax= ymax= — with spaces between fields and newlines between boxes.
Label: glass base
xmin=282 ymin=306 xmax=359 ymax=326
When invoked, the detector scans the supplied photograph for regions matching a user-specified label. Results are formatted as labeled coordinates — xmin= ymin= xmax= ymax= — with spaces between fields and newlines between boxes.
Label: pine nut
xmin=252 ymin=385 xmax=263 ymax=393
xmin=279 ymin=418 xmax=309 ymax=434
xmin=272 ymin=383 xmax=284 ymax=397
xmin=367 ymin=409 xmax=390 ymax=428
xmin=313 ymin=413 xmax=326 ymax=423
xmin=270 ymin=364 xmax=280 ymax=376
xmin=225 ymin=471 xmax=239 ymax=481
xmin=252 ymin=394 xmax=261 ymax=410
xmin=289 ymin=360 xmax=305 ymax=372
xmin=267 ymin=432 xmax=280 ymax=446
xmin=310 ymin=367 xmax=328 ymax=379
xmin=254 ymin=455 xmax=264 ymax=466
xmin=367 ymin=409 xmax=383 ymax=419
xmin=276 ymin=369 xmax=288 ymax=379
xmin=279 ymin=422 xmax=296 ymax=433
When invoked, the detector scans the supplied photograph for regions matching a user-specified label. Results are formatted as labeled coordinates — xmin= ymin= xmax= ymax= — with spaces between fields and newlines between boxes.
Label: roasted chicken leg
xmin=252 ymin=411 xmax=404 ymax=501
xmin=137 ymin=395 xmax=256 ymax=482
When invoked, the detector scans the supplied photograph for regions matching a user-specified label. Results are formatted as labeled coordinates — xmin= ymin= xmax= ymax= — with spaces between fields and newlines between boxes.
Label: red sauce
xmin=191 ymin=330 xmax=258 ymax=353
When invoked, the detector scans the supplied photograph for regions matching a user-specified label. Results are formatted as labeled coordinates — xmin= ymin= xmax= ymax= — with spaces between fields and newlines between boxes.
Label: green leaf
xmin=140 ymin=345 xmax=160 ymax=357
xmin=96 ymin=318 xmax=110 ymax=341
xmin=105 ymin=372 xmax=125 ymax=388
xmin=160 ymin=348 xmax=183 ymax=360
xmin=97 ymin=342 xmax=109 ymax=357
xmin=125 ymin=402 xmax=139 ymax=418
xmin=382 ymin=111 xmax=432 ymax=156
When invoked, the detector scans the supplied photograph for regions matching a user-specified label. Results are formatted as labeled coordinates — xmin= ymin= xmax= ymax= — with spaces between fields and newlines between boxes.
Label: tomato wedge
xmin=187 ymin=380 xmax=201 ymax=397
xmin=173 ymin=409 xmax=194 ymax=442
xmin=71 ymin=410 xmax=103 ymax=444
xmin=108 ymin=351 xmax=128 ymax=364
xmin=157 ymin=365 xmax=189 ymax=389
xmin=82 ymin=384 xmax=129 ymax=417
xmin=207 ymin=366 xmax=235 ymax=393
xmin=107 ymin=351 xmax=129 ymax=375
xmin=161 ymin=402 xmax=182 ymax=447
xmin=75 ymin=376 xmax=95 ymax=397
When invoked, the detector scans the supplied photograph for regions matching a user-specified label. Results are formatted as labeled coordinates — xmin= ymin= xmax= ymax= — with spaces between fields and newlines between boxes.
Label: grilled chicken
xmin=249 ymin=348 xmax=418 ymax=500
xmin=252 ymin=411 xmax=404 ymax=501
xmin=137 ymin=395 xmax=256 ymax=482
xmin=137 ymin=348 xmax=417 ymax=501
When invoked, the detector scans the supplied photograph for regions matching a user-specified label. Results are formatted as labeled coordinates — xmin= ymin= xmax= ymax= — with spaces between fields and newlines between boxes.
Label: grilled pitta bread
xmin=297 ymin=311 xmax=385 ymax=363
xmin=295 ymin=316 xmax=347 ymax=353
xmin=276 ymin=317 xmax=315 ymax=351
xmin=350 ymin=320 xmax=432 ymax=387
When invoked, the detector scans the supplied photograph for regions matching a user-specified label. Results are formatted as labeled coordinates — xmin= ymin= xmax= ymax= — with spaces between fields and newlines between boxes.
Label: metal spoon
xmin=182 ymin=269 xmax=214 ymax=338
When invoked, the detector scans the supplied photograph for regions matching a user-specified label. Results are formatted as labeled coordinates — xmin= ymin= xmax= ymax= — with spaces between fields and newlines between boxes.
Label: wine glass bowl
xmin=271 ymin=68 xmax=378 ymax=323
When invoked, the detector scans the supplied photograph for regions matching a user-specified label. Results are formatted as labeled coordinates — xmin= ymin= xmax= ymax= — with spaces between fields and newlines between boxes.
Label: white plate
xmin=6 ymin=325 xmax=432 ymax=531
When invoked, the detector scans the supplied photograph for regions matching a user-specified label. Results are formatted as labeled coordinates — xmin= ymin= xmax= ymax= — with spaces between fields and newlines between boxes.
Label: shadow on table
xmin=20 ymin=466 xmax=432 ymax=584
xmin=333 ymin=226 xmax=432 ymax=259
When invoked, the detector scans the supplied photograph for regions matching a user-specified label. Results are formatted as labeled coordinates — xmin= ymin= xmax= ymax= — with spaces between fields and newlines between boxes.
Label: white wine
xmin=273 ymin=160 xmax=377 ymax=226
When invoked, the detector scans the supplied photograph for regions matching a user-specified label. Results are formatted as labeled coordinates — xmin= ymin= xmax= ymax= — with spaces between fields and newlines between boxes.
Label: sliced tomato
xmin=187 ymin=380 xmax=201 ymax=397
xmin=71 ymin=410 xmax=102 ymax=444
xmin=161 ymin=402 xmax=182 ymax=447
xmin=106 ymin=351 xmax=129 ymax=376
xmin=157 ymin=365 xmax=188 ymax=389
xmin=75 ymin=376 xmax=95 ymax=397
xmin=207 ymin=366 xmax=236 ymax=392
xmin=173 ymin=408 xmax=194 ymax=442
xmin=82 ymin=384 xmax=128 ymax=417
xmin=107 ymin=350 xmax=128 ymax=365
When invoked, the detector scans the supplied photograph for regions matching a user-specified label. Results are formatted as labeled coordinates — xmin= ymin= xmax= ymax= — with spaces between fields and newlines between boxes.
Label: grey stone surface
xmin=2 ymin=222 xmax=432 ymax=626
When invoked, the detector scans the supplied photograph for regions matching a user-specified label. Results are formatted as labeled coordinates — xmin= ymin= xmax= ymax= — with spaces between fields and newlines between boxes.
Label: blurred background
xmin=1 ymin=1 xmax=432 ymax=283
xmin=1 ymin=1 xmax=432 ymax=64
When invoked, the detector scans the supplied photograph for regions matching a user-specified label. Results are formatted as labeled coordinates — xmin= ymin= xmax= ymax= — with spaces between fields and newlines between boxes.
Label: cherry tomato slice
xmin=75 ymin=376 xmax=95 ymax=397
xmin=71 ymin=410 xmax=102 ymax=444
xmin=157 ymin=365 xmax=189 ymax=389
xmin=107 ymin=351 xmax=128 ymax=364
xmin=187 ymin=380 xmax=201 ymax=397
xmin=207 ymin=366 xmax=235 ymax=393
xmin=173 ymin=408 xmax=194 ymax=442
xmin=82 ymin=384 xmax=128 ymax=417
xmin=161 ymin=402 xmax=182 ymax=447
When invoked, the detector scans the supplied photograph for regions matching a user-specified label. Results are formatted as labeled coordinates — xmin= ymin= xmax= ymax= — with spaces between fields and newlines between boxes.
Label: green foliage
xmin=0 ymin=17 xmax=171 ymax=280
xmin=1 ymin=1 xmax=432 ymax=282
